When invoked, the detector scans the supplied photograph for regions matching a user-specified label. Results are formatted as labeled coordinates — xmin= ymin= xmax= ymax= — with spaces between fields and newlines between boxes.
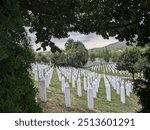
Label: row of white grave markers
xmin=33 ymin=65 xmax=118 ymax=108
xmin=56 ymin=66 xmax=134 ymax=110
xmin=32 ymin=64 xmax=54 ymax=102
xmin=91 ymin=63 xmax=143 ymax=78
xmin=58 ymin=66 xmax=100 ymax=90
xmin=56 ymin=66 xmax=103 ymax=110
xmin=103 ymin=75 xmax=111 ymax=101
xmin=32 ymin=64 xmax=50 ymax=81
xmin=45 ymin=67 xmax=54 ymax=88
xmin=40 ymin=68 xmax=54 ymax=102
xmin=103 ymin=74 xmax=133 ymax=104
xmin=106 ymin=75 xmax=133 ymax=96
xmin=90 ymin=64 xmax=130 ymax=75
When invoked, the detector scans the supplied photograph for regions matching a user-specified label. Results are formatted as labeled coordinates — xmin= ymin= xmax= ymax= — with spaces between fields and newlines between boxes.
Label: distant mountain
xmin=88 ymin=41 xmax=126 ymax=53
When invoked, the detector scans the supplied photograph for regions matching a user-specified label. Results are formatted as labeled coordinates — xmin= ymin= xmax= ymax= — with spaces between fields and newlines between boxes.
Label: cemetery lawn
xmin=40 ymin=68 xmax=140 ymax=113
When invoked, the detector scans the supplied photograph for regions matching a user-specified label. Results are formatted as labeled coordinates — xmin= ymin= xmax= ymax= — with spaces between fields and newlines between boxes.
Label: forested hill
xmin=88 ymin=41 xmax=126 ymax=53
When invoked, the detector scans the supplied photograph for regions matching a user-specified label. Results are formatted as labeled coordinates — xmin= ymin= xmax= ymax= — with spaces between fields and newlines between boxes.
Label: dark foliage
xmin=51 ymin=39 xmax=88 ymax=67
xmin=0 ymin=0 xmax=41 ymax=112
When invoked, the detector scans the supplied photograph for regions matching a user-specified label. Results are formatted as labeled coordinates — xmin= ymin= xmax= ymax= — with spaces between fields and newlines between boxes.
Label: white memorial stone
xmin=92 ymin=81 xmax=97 ymax=98
xmin=71 ymin=75 xmax=75 ymax=88
xmin=40 ymin=78 xmax=47 ymax=102
xmin=120 ymin=85 xmax=125 ymax=103
xmin=61 ymin=76 xmax=65 ymax=93
xmin=64 ymin=82 xmax=71 ymax=107
xmin=77 ymin=78 xmax=82 ymax=97
xmin=116 ymin=82 xmax=120 ymax=94
xmin=87 ymin=88 xmax=94 ymax=110
xmin=83 ymin=77 xmax=87 ymax=91
xmin=106 ymin=83 xmax=111 ymax=101
xmin=45 ymin=73 xmax=49 ymax=88
xmin=125 ymin=83 xmax=130 ymax=97
xmin=34 ymin=69 xmax=38 ymax=81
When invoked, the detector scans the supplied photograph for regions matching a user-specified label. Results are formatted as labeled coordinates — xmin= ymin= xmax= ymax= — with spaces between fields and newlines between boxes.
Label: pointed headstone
xmin=72 ymin=75 xmax=75 ymax=88
xmin=77 ymin=78 xmax=82 ymax=97
xmin=64 ymin=82 xmax=71 ymax=107
xmin=92 ymin=81 xmax=97 ymax=98
xmin=116 ymin=82 xmax=120 ymax=94
xmin=40 ymin=78 xmax=47 ymax=102
xmin=34 ymin=69 xmax=38 ymax=81
xmin=125 ymin=83 xmax=130 ymax=97
xmin=61 ymin=76 xmax=65 ymax=93
xmin=106 ymin=83 xmax=111 ymax=101
xmin=83 ymin=77 xmax=87 ymax=91
xmin=120 ymin=85 xmax=125 ymax=103
xmin=87 ymin=88 xmax=94 ymax=110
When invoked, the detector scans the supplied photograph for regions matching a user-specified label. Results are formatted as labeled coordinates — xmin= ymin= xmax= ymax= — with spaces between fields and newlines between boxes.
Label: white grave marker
xmin=34 ymin=69 xmax=38 ymax=81
xmin=40 ymin=78 xmax=47 ymax=102
xmin=87 ymin=88 xmax=94 ymax=110
xmin=61 ymin=76 xmax=65 ymax=93
xmin=77 ymin=78 xmax=82 ymax=97
xmin=83 ymin=77 xmax=87 ymax=91
xmin=92 ymin=81 xmax=97 ymax=98
xmin=64 ymin=82 xmax=71 ymax=107
xmin=106 ymin=84 xmax=111 ymax=101
xmin=120 ymin=85 xmax=125 ymax=103
xmin=72 ymin=75 xmax=75 ymax=88
xmin=116 ymin=82 xmax=120 ymax=94
xmin=125 ymin=83 xmax=130 ymax=97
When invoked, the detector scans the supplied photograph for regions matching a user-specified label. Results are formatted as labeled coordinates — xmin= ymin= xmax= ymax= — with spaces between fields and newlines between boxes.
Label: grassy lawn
xmin=40 ymin=68 xmax=140 ymax=113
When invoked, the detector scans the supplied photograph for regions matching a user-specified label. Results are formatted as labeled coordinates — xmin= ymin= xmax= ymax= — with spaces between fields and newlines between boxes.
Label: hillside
xmin=89 ymin=41 xmax=126 ymax=53
xmin=40 ymin=68 xmax=139 ymax=113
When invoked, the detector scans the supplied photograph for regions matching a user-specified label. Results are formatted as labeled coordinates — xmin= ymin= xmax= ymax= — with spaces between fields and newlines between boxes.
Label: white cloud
xmin=52 ymin=32 xmax=118 ymax=49
xmin=27 ymin=29 xmax=118 ymax=51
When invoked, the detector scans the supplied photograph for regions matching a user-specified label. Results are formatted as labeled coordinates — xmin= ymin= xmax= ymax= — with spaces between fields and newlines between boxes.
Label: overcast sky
xmin=26 ymin=28 xmax=118 ymax=51
xmin=51 ymin=32 xmax=118 ymax=49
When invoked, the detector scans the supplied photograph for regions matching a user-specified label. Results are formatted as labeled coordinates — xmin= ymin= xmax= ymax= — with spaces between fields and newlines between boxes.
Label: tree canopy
xmin=51 ymin=39 xmax=88 ymax=67
xmin=116 ymin=46 xmax=142 ymax=80
xmin=19 ymin=0 xmax=150 ymax=49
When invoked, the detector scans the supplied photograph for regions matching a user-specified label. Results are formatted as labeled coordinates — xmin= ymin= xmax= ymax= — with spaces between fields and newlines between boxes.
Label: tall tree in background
xmin=102 ymin=47 xmax=110 ymax=62
xmin=110 ymin=50 xmax=120 ymax=62
xmin=51 ymin=39 xmax=88 ymax=67
xmin=89 ymin=53 xmax=96 ymax=62
xmin=116 ymin=47 xmax=141 ymax=80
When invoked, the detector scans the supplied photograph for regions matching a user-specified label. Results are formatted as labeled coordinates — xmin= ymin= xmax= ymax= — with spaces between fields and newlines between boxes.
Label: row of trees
xmin=35 ymin=52 xmax=51 ymax=64
xmin=51 ymin=39 xmax=88 ymax=67
xmin=89 ymin=48 xmax=121 ymax=63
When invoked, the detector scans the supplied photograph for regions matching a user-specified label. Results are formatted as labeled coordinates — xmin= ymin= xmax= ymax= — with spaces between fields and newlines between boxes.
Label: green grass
xmin=40 ymin=68 xmax=140 ymax=113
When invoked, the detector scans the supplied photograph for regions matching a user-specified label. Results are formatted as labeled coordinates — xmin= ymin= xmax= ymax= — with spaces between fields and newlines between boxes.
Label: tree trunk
xmin=132 ymin=73 xmax=135 ymax=81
